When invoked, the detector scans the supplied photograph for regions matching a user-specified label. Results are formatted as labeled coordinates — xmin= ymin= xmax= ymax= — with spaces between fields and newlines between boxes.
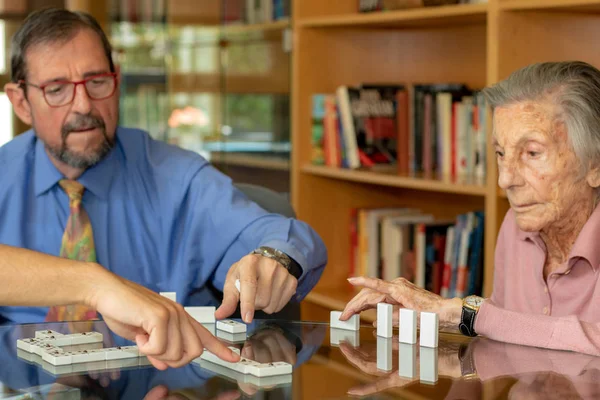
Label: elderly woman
xmin=340 ymin=60 xmax=600 ymax=355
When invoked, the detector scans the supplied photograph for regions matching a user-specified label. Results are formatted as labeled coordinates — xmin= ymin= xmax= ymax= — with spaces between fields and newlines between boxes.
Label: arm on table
xmin=0 ymin=244 xmax=239 ymax=369
xmin=475 ymin=301 xmax=600 ymax=356
xmin=0 ymin=243 xmax=98 ymax=307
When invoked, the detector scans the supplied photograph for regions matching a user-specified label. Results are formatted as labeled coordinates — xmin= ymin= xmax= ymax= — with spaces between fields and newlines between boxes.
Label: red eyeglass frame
xmin=18 ymin=72 xmax=118 ymax=108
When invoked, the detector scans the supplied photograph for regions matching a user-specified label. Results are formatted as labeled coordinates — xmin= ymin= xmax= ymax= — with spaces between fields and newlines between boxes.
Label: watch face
xmin=466 ymin=296 xmax=483 ymax=308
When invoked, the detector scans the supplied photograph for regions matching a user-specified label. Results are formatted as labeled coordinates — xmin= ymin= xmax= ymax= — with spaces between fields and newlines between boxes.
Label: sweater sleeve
xmin=475 ymin=301 xmax=600 ymax=356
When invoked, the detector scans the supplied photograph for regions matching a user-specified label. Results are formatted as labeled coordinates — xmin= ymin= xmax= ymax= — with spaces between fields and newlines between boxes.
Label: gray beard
xmin=37 ymin=113 xmax=115 ymax=169
xmin=45 ymin=133 xmax=114 ymax=169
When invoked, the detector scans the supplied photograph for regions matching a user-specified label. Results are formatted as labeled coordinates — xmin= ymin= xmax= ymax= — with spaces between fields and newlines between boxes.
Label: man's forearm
xmin=0 ymin=244 xmax=102 ymax=307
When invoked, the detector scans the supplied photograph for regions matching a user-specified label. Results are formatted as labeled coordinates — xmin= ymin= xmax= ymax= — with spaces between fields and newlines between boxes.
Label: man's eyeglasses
xmin=19 ymin=72 xmax=118 ymax=108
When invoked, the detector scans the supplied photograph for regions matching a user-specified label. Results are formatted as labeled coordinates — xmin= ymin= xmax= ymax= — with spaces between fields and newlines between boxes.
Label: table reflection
xmin=1 ymin=320 xmax=600 ymax=399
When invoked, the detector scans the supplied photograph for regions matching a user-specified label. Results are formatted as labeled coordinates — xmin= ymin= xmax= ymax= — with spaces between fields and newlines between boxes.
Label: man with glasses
xmin=0 ymin=8 xmax=327 ymax=368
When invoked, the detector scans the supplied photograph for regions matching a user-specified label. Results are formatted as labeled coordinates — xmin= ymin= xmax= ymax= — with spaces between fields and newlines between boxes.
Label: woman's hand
xmin=339 ymin=276 xmax=463 ymax=330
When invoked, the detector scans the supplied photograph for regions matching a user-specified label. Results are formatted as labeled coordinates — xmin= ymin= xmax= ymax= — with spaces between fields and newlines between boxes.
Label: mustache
xmin=61 ymin=114 xmax=106 ymax=139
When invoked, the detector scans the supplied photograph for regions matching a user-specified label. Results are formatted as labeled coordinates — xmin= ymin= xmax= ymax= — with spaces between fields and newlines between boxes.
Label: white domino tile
xmin=399 ymin=308 xmax=417 ymax=344
xmin=377 ymin=303 xmax=393 ymax=338
xmin=42 ymin=349 xmax=71 ymax=366
xmin=104 ymin=346 xmax=139 ymax=360
xmin=159 ymin=292 xmax=177 ymax=302
xmin=420 ymin=347 xmax=438 ymax=384
xmin=217 ymin=330 xmax=247 ymax=344
xmin=246 ymin=361 xmax=292 ymax=377
xmin=398 ymin=343 xmax=417 ymax=379
xmin=216 ymin=319 xmax=247 ymax=334
xmin=35 ymin=330 xmax=64 ymax=339
xmin=67 ymin=332 xmax=103 ymax=345
xmin=376 ymin=337 xmax=393 ymax=371
xmin=419 ymin=312 xmax=439 ymax=348
xmin=186 ymin=306 xmax=216 ymax=324
xmin=330 ymin=311 xmax=360 ymax=331
xmin=35 ymin=342 xmax=61 ymax=356
xmin=17 ymin=338 xmax=43 ymax=353
xmin=329 ymin=328 xmax=360 ymax=347
xmin=70 ymin=349 xmax=107 ymax=364
xmin=199 ymin=347 xmax=292 ymax=377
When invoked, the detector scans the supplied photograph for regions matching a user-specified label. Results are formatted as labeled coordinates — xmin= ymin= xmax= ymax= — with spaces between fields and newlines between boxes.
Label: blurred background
xmin=0 ymin=0 xmax=292 ymax=193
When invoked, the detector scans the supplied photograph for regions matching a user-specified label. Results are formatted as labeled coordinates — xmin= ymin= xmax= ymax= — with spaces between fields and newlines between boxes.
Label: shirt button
xmin=544 ymin=287 xmax=548 ymax=294
xmin=543 ymin=307 xmax=549 ymax=315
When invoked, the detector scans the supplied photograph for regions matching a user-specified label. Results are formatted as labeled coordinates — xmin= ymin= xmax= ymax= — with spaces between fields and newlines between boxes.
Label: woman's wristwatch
xmin=459 ymin=295 xmax=484 ymax=337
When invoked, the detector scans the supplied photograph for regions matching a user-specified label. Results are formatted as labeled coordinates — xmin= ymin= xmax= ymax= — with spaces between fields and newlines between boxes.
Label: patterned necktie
xmin=45 ymin=180 xmax=98 ymax=322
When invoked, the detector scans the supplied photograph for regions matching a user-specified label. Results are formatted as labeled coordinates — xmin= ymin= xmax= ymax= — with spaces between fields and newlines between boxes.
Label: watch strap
xmin=459 ymin=306 xmax=478 ymax=337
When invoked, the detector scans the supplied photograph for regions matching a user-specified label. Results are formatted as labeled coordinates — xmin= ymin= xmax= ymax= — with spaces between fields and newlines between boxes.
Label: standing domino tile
xmin=419 ymin=312 xmax=439 ymax=348
xmin=376 ymin=337 xmax=392 ymax=371
xmin=399 ymin=308 xmax=417 ymax=344
xmin=419 ymin=347 xmax=439 ymax=384
xmin=185 ymin=306 xmax=216 ymax=324
xmin=160 ymin=292 xmax=177 ymax=302
xmin=330 ymin=311 xmax=359 ymax=331
xmin=377 ymin=303 xmax=393 ymax=338
xmin=398 ymin=343 xmax=417 ymax=379
xmin=216 ymin=319 xmax=247 ymax=334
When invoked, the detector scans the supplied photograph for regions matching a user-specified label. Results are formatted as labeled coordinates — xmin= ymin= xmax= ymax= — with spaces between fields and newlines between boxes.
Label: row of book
xmin=224 ymin=0 xmax=291 ymax=25
xmin=350 ymin=208 xmax=484 ymax=298
xmin=311 ymin=83 xmax=488 ymax=179
xmin=358 ymin=0 xmax=487 ymax=12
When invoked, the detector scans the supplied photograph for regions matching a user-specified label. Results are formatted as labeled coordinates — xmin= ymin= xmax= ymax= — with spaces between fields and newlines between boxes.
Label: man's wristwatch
xmin=459 ymin=295 xmax=484 ymax=337
xmin=251 ymin=246 xmax=303 ymax=279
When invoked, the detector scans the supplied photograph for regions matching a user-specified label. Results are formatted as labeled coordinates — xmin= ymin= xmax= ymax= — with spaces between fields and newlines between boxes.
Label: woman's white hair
xmin=482 ymin=61 xmax=600 ymax=175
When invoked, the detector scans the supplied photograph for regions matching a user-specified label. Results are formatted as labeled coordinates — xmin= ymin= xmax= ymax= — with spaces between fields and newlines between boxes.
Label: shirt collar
xmin=569 ymin=203 xmax=600 ymax=272
xmin=516 ymin=205 xmax=600 ymax=272
xmin=33 ymin=130 xmax=122 ymax=200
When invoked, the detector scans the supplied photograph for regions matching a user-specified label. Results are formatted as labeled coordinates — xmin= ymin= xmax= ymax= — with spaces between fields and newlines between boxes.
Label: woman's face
xmin=494 ymin=100 xmax=597 ymax=232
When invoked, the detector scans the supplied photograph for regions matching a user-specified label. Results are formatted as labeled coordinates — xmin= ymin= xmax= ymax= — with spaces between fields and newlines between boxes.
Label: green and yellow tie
xmin=45 ymin=180 xmax=98 ymax=322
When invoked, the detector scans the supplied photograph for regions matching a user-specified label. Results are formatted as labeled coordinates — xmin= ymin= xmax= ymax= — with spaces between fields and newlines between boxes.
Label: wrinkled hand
xmin=86 ymin=266 xmax=240 ymax=371
xmin=216 ymin=254 xmax=298 ymax=323
xmin=340 ymin=277 xmax=462 ymax=330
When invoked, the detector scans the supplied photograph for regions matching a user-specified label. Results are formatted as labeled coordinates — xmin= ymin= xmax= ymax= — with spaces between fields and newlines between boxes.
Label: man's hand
xmin=340 ymin=276 xmax=463 ymax=330
xmin=85 ymin=265 xmax=240 ymax=370
xmin=215 ymin=254 xmax=298 ymax=323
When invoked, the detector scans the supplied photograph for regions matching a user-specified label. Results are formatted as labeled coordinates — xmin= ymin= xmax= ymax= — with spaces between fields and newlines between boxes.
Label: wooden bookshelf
xmin=500 ymin=0 xmax=600 ymax=12
xmin=292 ymin=0 xmax=600 ymax=318
xmin=302 ymin=165 xmax=487 ymax=196
xmin=222 ymin=18 xmax=289 ymax=35
xmin=297 ymin=3 xmax=488 ymax=28
xmin=210 ymin=152 xmax=290 ymax=171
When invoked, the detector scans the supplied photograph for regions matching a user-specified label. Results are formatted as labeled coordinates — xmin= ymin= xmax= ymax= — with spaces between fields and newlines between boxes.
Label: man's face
xmin=494 ymin=100 xmax=596 ymax=232
xmin=24 ymin=28 xmax=119 ymax=169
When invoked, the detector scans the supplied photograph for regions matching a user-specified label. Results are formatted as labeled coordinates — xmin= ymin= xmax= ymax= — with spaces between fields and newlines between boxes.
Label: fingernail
xmin=245 ymin=311 xmax=254 ymax=322
xmin=347 ymin=277 xmax=358 ymax=282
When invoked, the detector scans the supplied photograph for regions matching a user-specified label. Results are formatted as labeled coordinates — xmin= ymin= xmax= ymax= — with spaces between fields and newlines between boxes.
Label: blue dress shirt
xmin=0 ymin=127 xmax=327 ymax=323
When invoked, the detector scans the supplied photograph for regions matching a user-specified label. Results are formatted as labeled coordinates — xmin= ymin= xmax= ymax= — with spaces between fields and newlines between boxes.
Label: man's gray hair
xmin=10 ymin=7 xmax=115 ymax=84
xmin=482 ymin=61 xmax=600 ymax=174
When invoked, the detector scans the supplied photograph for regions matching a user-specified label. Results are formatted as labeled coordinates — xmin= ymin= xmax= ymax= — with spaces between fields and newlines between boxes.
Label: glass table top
xmin=0 ymin=319 xmax=598 ymax=399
